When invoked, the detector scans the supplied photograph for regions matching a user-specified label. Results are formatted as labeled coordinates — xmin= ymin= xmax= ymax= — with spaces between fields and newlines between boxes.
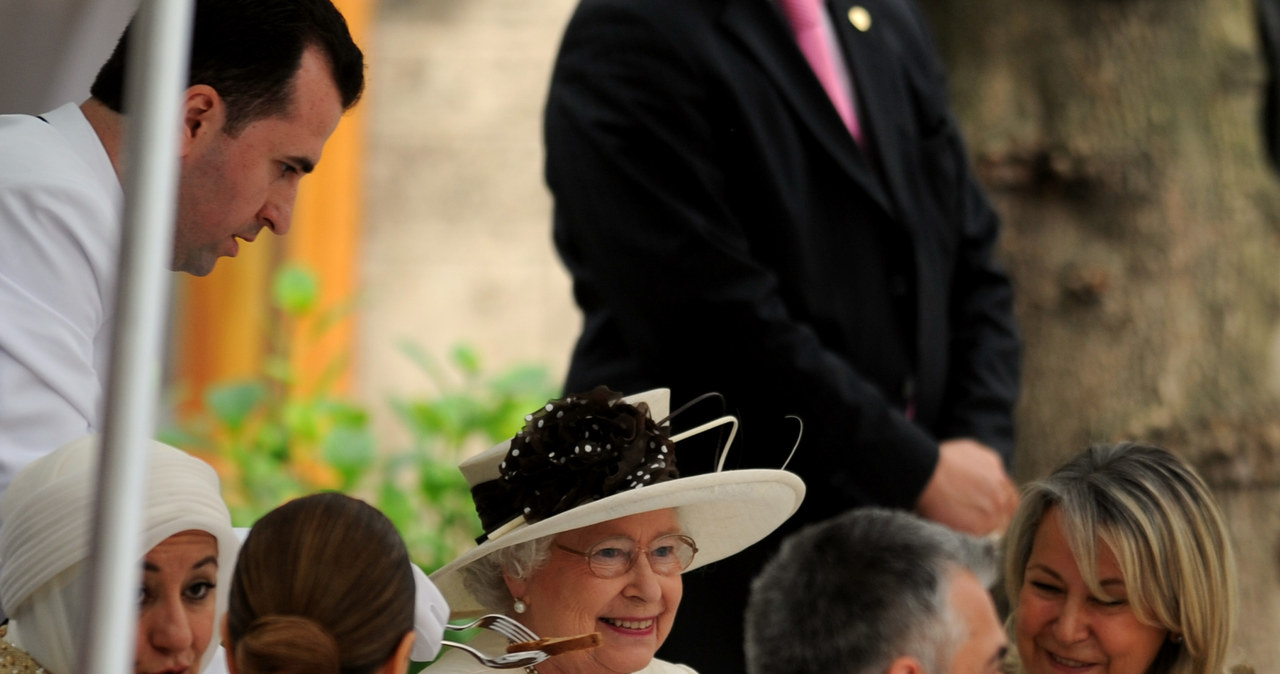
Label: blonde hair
xmin=1004 ymin=443 xmax=1237 ymax=674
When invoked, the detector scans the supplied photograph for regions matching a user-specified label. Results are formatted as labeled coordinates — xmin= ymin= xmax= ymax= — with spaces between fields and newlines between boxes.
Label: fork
xmin=442 ymin=614 xmax=547 ymax=669
xmin=438 ymin=639 xmax=550 ymax=669
xmin=445 ymin=613 xmax=540 ymax=644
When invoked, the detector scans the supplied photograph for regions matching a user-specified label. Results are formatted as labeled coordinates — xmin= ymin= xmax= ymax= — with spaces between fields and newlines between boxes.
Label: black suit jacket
xmin=545 ymin=0 xmax=1019 ymax=667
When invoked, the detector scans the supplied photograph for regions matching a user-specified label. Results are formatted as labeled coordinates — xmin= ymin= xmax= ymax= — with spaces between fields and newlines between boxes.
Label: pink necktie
xmin=778 ymin=0 xmax=864 ymax=144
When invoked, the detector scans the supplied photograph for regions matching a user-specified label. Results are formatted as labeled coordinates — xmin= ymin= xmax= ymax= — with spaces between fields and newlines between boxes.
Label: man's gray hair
xmin=745 ymin=507 xmax=997 ymax=674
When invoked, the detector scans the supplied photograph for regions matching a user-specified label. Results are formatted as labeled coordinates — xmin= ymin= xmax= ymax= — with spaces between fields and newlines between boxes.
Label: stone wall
xmin=360 ymin=0 xmax=580 ymax=436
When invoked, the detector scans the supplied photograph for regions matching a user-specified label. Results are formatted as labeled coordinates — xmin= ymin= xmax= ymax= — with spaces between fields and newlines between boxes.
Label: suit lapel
xmin=830 ymin=0 xmax=913 ymax=229
xmin=719 ymin=0 xmax=894 ymax=218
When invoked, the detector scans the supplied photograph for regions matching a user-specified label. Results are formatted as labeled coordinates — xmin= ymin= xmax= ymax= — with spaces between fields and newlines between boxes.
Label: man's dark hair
xmin=745 ymin=508 xmax=997 ymax=674
xmin=90 ymin=0 xmax=364 ymax=135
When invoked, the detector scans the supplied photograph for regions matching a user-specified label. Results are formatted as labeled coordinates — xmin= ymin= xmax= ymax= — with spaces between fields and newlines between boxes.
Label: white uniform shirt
xmin=0 ymin=102 xmax=122 ymax=495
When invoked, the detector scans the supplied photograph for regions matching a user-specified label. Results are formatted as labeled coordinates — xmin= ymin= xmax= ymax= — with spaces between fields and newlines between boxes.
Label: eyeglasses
xmin=555 ymin=534 xmax=699 ymax=578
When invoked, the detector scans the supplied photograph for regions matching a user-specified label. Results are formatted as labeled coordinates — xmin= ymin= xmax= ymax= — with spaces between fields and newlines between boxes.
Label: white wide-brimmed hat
xmin=431 ymin=387 xmax=805 ymax=617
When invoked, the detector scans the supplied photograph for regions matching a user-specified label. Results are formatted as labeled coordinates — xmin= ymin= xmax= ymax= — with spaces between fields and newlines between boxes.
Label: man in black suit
xmin=543 ymin=0 xmax=1020 ymax=669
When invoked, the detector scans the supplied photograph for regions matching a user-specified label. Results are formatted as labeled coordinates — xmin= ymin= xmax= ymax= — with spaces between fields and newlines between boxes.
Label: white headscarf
xmin=409 ymin=562 xmax=449 ymax=662
xmin=0 ymin=435 xmax=238 ymax=673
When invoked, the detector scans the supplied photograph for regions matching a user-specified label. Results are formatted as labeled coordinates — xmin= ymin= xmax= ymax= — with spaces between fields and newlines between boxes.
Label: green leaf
xmin=450 ymin=343 xmax=482 ymax=377
xmin=282 ymin=399 xmax=321 ymax=441
xmin=429 ymin=394 xmax=487 ymax=442
xmin=250 ymin=421 xmax=289 ymax=459
xmin=272 ymin=264 xmax=320 ymax=316
xmin=154 ymin=426 xmax=212 ymax=451
xmin=419 ymin=457 xmax=470 ymax=502
xmin=397 ymin=340 xmax=449 ymax=388
xmin=378 ymin=482 xmax=415 ymax=536
xmin=322 ymin=426 xmax=376 ymax=488
xmin=321 ymin=400 xmax=369 ymax=427
xmin=392 ymin=399 xmax=446 ymax=437
xmin=206 ymin=382 xmax=266 ymax=431
xmin=489 ymin=364 xmax=553 ymax=397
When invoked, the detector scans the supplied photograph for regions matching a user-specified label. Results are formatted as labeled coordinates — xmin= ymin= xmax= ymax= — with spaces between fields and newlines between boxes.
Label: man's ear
xmin=885 ymin=655 xmax=925 ymax=674
xmin=181 ymin=84 xmax=221 ymax=156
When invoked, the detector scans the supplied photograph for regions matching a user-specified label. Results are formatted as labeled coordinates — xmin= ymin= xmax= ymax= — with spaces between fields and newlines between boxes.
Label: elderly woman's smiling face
xmin=506 ymin=508 xmax=685 ymax=673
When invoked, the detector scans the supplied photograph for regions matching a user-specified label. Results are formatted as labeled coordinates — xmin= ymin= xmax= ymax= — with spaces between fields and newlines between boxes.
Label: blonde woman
xmin=1004 ymin=442 xmax=1242 ymax=674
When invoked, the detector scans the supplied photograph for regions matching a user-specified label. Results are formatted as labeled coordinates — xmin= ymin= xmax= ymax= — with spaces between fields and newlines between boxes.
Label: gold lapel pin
xmin=848 ymin=6 xmax=871 ymax=32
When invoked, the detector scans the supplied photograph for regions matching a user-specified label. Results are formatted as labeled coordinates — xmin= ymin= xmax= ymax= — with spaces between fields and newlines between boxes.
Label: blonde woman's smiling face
xmin=1015 ymin=507 xmax=1168 ymax=674
xmin=505 ymin=509 xmax=684 ymax=674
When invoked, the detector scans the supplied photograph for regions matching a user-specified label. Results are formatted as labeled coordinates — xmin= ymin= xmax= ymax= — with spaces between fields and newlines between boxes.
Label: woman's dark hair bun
xmin=234 ymin=615 xmax=341 ymax=674
xmin=226 ymin=493 xmax=416 ymax=673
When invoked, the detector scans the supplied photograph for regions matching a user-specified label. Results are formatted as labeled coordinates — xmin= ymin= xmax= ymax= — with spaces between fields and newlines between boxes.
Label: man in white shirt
xmin=0 ymin=0 xmax=365 ymax=496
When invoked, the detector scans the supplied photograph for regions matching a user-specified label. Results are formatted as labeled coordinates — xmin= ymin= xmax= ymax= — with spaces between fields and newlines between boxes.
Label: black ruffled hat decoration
xmin=470 ymin=386 xmax=678 ymax=539
xmin=431 ymin=387 xmax=806 ymax=618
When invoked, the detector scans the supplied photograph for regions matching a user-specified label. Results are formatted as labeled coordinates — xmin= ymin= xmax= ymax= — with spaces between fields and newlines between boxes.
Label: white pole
xmin=79 ymin=0 xmax=194 ymax=671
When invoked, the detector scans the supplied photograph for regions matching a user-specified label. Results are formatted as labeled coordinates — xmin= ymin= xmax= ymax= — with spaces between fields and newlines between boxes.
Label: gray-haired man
xmin=746 ymin=508 xmax=1007 ymax=674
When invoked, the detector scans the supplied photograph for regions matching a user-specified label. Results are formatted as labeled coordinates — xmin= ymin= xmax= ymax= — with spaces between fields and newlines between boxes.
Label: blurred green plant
xmin=163 ymin=263 xmax=557 ymax=572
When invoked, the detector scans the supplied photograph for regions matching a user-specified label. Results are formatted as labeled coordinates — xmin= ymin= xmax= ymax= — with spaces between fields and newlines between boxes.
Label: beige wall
xmin=359 ymin=0 xmax=581 ymax=434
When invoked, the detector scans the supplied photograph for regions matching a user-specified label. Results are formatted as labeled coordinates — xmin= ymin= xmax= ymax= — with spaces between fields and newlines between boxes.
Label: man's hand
xmin=915 ymin=438 xmax=1019 ymax=537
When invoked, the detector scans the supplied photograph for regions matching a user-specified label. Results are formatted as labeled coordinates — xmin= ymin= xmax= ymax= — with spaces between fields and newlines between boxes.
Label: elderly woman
xmin=0 ymin=435 xmax=238 ymax=673
xmin=1004 ymin=442 xmax=1241 ymax=674
xmin=223 ymin=492 xmax=450 ymax=673
xmin=427 ymin=387 xmax=805 ymax=673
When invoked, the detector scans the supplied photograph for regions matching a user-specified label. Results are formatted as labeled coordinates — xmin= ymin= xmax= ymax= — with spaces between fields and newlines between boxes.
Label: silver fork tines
xmin=444 ymin=614 xmax=539 ymax=643
xmin=442 ymin=614 xmax=545 ymax=669
xmin=439 ymin=639 xmax=549 ymax=669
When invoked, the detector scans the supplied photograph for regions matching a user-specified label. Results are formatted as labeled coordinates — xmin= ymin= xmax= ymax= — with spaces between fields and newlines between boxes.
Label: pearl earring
xmin=514 ymin=598 xmax=527 ymax=614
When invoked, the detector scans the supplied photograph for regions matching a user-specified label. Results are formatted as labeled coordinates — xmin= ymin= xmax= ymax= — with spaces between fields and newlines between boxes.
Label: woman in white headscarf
xmin=0 ymin=435 xmax=238 ymax=674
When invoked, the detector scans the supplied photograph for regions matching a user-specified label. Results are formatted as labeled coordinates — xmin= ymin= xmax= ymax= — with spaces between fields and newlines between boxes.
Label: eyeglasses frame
xmin=554 ymin=533 xmax=700 ymax=578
